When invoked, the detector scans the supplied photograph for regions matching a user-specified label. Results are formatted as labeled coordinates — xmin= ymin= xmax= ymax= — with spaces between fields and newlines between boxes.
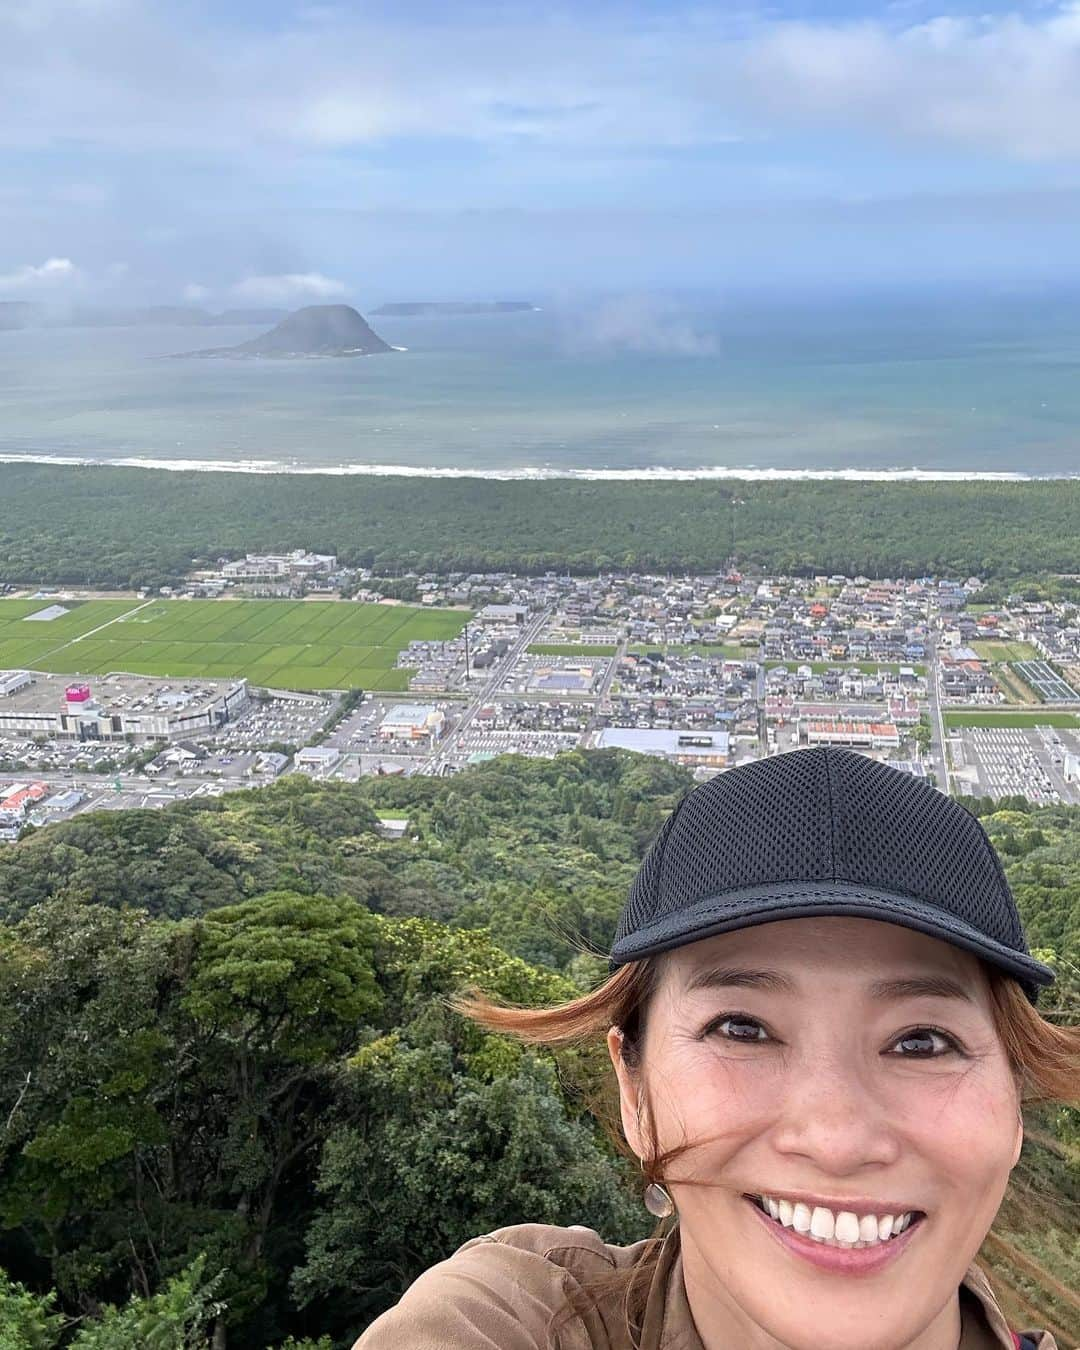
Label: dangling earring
xmin=644 ymin=1182 xmax=676 ymax=1218
xmin=640 ymin=1158 xmax=675 ymax=1218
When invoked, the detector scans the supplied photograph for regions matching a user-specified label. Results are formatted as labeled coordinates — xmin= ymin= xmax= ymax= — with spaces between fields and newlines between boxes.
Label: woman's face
xmin=609 ymin=917 xmax=1023 ymax=1350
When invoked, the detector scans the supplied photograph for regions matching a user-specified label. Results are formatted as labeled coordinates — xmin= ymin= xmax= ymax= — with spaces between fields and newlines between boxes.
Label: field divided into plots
xmin=0 ymin=599 xmax=469 ymax=691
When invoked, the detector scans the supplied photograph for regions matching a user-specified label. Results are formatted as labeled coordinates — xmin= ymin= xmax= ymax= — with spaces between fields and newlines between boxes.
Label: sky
xmin=6 ymin=0 xmax=1080 ymax=305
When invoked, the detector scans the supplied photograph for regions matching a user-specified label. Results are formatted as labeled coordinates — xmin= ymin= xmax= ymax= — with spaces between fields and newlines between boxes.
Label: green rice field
xmin=0 ymin=598 xmax=469 ymax=691
xmin=943 ymin=710 xmax=1080 ymax=729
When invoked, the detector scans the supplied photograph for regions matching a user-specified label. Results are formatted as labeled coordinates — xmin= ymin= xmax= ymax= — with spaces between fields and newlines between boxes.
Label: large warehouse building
xmin=0 ymin=671 xmax=249 ymax=742
xmin=595 ymin=727 xmax=731 ymax=769
xmin=378 ymin=703 xmax=446 ymax=742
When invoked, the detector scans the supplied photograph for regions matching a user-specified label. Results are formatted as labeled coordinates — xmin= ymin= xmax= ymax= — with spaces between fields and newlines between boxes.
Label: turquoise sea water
xmin=2 ymin=292 xmax=1080 ymax=476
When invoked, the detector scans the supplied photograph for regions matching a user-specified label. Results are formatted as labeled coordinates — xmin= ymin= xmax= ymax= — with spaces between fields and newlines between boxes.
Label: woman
xmin=355 ymin=747 xmax=1079 ymax=1350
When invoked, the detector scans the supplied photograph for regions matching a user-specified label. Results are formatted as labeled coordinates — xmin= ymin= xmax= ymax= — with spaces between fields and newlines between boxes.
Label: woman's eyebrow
xmin=681 ymin=969 xmax=975 ymax=1003
xmin=867 ymin=975 xmax=974 ymax=1003
xmin=684 ymin=965 xmax=795 ymax=994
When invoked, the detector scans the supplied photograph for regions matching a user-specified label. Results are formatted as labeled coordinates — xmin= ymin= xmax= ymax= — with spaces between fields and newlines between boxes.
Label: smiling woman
xmin=354 ymin=748 xmax=1079 ymax=1350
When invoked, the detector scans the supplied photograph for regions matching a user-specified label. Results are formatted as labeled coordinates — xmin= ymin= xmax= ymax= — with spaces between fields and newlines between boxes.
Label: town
xmin=2 ymin=554 xmax=1080 ymax=840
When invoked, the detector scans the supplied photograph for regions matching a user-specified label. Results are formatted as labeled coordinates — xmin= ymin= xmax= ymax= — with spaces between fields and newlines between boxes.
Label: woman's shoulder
xmin=351 ymin=1224 xmax=654 ymax=1349
xmin=460 ymin=1222 xmax=655 ymax=1271
xmin=962 ymin=1265 xmax=1058 ymax=1350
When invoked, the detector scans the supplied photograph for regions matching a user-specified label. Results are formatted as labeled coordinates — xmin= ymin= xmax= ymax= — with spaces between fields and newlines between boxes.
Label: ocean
xmin=2 ymin=290 xmax=1080 ymax=478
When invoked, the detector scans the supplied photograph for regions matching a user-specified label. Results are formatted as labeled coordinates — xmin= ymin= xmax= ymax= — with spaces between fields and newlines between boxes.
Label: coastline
xmin=0 ymin=453 xmax=1051 ymax=481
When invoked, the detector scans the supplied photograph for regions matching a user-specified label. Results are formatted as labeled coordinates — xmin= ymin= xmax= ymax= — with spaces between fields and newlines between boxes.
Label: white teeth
xmin=810 ymin=1207 xmax=835 ymax=1240
xmin=756 ymin=1196 xmax=916 ymax=1249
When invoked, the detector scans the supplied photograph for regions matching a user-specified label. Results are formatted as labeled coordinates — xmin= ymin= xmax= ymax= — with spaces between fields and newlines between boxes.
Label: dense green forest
xmin=2 ymin=464 xmax=1080 ymax=587
xmin=0 ymin=753 xmax=1076 ymax=1345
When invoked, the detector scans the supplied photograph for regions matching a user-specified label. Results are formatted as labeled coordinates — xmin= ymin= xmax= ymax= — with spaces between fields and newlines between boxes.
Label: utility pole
xmin=463 ymin=623 xmax=471 ymax=681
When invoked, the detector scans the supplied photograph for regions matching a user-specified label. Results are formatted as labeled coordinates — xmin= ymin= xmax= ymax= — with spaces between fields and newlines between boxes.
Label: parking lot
xmin=323 ymin=694 xmax=464 ymax=758
xmin=443 ymin=729 xmax=582 ymax=767
xmin=952 ymin=725 xmax=1080 ymax=804
xmin=208 ymin=693 xmax=333 ymax=751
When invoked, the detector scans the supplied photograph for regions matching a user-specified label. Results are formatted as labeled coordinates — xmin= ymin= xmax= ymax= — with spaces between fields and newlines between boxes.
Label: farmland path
xmin=23 ymin=597 xmax=160 ymax=669
xmin=68 ymin=598 xmax=158 ymax=644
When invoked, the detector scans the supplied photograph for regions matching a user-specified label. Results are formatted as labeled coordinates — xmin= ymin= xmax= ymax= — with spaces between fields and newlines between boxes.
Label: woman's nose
xmin=768 ymin=1054 xmax=902 ymax=1174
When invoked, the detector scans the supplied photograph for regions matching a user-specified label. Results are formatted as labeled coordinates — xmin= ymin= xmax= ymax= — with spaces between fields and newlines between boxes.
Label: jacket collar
xmin=640 ymin=1228 xmax=1038 ymax=1350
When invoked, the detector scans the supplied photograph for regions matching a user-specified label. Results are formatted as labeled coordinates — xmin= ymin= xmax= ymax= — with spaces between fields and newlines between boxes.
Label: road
xmin=926 ymin=644 xmax=950 ymax=792
xmin=596 ymin=638 xmax=626 ymax=714
xmin=418 ymin=608 xmax=551 ymax=773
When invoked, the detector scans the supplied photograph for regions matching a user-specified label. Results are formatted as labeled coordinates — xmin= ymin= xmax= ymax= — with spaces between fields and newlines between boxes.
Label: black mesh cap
xmin=611 ymin=746 xmax=1054 ymax=1000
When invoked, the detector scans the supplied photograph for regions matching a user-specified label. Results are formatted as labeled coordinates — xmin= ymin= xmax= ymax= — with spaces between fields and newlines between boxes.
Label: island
xmin=371 ymin=300 xmax=537 ymax=316
xmin=174 ymin=304 xmax=394 ymax=358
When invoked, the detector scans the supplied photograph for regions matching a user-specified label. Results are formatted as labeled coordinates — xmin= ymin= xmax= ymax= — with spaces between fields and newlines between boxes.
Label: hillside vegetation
xmin=0 ymin=754 xmax=1076 ymax=1346
xmin=2 ymin=465 xmax=1080 ymax=587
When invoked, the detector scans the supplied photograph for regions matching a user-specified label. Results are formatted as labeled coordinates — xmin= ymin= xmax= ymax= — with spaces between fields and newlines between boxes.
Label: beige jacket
xmin=353 ymin=1223 xmax=1057 ymax=1350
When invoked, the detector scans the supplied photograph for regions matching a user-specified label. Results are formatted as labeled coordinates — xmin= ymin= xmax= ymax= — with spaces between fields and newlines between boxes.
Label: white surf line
xmin=0 ymin=453 xmax=1053 ymax=481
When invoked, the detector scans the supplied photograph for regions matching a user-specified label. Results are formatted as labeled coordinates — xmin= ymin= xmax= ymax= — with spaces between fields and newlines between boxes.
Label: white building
xmin=0 ymin=673 xmax=249 ymax=742
xmin=477 ymin=604 xmax=528 ymax=625
xmin=0 ymin=670 xmax=32 ymax=697
xmin=378 ymin=704 xmax=446 ymax=741
xmin=294 ymin=746 xmax=341 ymax=774
xmin=595 ymin=727 xmax=730 ymax=768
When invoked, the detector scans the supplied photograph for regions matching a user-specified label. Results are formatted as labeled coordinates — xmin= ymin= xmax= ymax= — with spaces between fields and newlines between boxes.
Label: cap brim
xmin=609 ymin=879 xmax=1056 ymax=998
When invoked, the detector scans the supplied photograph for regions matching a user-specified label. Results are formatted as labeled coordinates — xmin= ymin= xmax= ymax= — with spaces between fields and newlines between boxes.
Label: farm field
xmin=633 ymin=643 xmax=752 ymax=659
xmin=943 ymin=710 xmax=1080 ymax=729
xmin=0 ymin=598 xmax=469 ymax=691
xmin=969 ymin=639 xmax=1040 ymax=661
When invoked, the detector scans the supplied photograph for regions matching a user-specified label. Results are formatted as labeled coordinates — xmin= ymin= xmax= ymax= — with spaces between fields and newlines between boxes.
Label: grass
xmin=943 ymin=710 xmax=1080 ymax=729
xmin=969 ymin=639 xmax=1040 ymax=661
xmin=992 ymin=664 xmax=1040 ymax=705
xmin=630 ymin=643 xmax=752 ymax=660
xmin=0 ymin=598 xmax=469 ymax=691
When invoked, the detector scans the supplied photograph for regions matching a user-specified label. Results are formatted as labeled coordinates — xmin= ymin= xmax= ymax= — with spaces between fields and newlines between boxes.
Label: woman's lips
xmin=745 ymin=1195 xmax=923 ymax=1275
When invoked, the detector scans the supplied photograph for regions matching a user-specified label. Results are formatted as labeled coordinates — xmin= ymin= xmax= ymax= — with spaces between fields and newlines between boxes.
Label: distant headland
xmin=175 ymin=304 xmax=395 ymax=358
xmin=0 ymin=301 xmax=289 ymax=330
xmin=371 ymin=301 xmax=537 ymax=316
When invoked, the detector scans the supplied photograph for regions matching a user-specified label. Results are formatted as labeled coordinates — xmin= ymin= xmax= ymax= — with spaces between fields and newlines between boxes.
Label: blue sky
xmin=5 ymin=0 xmax=1080 ymax=305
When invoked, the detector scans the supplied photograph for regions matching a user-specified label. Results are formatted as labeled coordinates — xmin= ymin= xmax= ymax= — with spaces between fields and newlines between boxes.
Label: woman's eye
xmin=888 ymin=1028 xmax=957 ymax=1057
xmin=711 ymin=1016 xmax=769 ymax=1042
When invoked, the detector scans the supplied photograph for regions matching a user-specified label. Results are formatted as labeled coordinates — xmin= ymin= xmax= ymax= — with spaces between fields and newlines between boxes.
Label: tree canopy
xmin=0 ymin=752 xmax=1076 ymax=1344
xmin=1 ymin=464 xmax=1080 ymax=586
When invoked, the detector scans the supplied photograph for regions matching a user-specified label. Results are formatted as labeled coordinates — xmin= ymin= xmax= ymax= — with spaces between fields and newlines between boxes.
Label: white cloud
xmin=3 ymin=1 xmax=1080 ymax=187
xmin=564 ymin=292 xmax=718 ymax=356
xmin=0 ymin=256 xmax=79 ymax=292
xmin=183 ymin=282 xmax=211 ymax=302
xmin=230 ymin=272 xmax=348 ymax=303
xmin=740 ymin=8 xmax=1080 ymax=161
